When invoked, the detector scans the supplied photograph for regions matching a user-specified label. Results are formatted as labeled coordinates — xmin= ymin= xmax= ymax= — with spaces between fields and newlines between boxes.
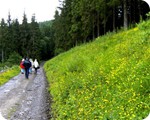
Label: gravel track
xmin=0 ymin=66 xmax=51 ymax=120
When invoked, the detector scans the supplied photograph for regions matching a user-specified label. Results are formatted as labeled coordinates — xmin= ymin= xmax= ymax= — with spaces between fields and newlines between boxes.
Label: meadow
xmin=44 ymin=20 xmax=150 ymax=120
xmin=0 ymin=66 xmax=20 ymax=86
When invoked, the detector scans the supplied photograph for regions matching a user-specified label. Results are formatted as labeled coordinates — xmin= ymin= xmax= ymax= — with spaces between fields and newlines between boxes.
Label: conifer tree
xmin=0 ymin=19 xmax=7 ymax=62
xmin=29 ymin=14 xmax=41 ymax=59
xmin=20 ymin=12 xmax=31 ymax=57
xmin=6 ymin=12 xmax=14 ymax=58
xmin=12 ymin=19 xmax=21 ymax=54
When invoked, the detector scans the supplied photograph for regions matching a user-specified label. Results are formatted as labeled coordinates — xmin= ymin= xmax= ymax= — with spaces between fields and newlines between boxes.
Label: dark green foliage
xmin=0 ymin=18 xmax=7 ymax=62
xmin=12 ymin=19 xmax=21 ymax=54
xmin=51 ymin=0 xmax=150 ymax=56
xmin=20 ymin=13 xmax=31 ymax=57
xmin=29 ymin=14 xmax=41 ymax=60
xmin=39 ymin=20 xmax=55 ymax=59
xmin=0 ymin=0 xmax=150 ymax=62
xmin=0 ymin=13 xmax=51 ymax=63
xmin=6 ymin=52 xmax=22 ymax=66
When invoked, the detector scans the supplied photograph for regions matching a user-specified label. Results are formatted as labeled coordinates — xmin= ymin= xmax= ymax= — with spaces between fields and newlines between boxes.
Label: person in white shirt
xmin=33 ymin=59 xmax=39 ymax=74
xmin=0 ymin=112 xmax=7 ymax=120
xmin=29 ymin=58 xmax=34 ymax=73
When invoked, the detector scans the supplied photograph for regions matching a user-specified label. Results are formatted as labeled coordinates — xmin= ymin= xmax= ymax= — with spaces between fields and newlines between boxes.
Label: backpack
xmin=23 ymin=60 xmax=31 ymax=69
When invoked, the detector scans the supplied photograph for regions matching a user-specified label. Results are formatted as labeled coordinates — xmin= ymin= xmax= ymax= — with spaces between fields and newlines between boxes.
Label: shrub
xmin=6 ymin=52 xmax=22 ymax=66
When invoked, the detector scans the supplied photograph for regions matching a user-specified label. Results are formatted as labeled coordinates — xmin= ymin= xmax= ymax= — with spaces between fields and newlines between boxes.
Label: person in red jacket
xmin=20 ymin=58 xmax=25 ymax=74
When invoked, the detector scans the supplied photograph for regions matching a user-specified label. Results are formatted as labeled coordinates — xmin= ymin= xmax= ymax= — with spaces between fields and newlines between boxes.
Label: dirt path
xmin=0 ymin=66 xmax=51 ymax=120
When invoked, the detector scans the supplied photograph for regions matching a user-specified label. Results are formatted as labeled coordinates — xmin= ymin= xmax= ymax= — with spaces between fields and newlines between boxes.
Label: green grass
xmin=44 ymin=20 xmax=150 ymax=120
xmin=0 ymin=66 xmax=20 ymax=86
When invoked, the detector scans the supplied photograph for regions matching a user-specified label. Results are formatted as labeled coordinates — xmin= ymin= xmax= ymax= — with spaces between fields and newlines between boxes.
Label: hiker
xmin=29 ymin=58 xmax=34 ymax=74
xmin=33 ymin=59 xmax=39 ymax=74
xmin=23 ymin=57 xmax=31 ymax=79
xmin=20 ymin=58 xmax=25 ymax=74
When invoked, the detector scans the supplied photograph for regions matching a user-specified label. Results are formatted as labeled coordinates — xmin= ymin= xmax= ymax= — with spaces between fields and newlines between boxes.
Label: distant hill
xmin=44 ymin=20 xmax=150 ymax=120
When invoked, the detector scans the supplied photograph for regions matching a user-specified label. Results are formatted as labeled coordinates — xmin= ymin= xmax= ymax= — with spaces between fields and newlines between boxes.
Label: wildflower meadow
xmin=44 ymin=20 xmax=150 ymax=120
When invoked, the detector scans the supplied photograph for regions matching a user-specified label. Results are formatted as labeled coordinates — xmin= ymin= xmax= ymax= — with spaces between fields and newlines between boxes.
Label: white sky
xmin=0 ymin=0 xmax=149 ymax=24
xmin=0 ymin=0 xmax=61 ymax=23
xmin=144 ymin=0 xmax=150 ymax=6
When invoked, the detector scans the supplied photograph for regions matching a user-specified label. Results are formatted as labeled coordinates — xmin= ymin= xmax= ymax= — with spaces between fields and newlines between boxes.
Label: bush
xmin=54 ymin=48 xmax=65 ymax=56
xmin=6 ymin=52 xmax=22 ymax=66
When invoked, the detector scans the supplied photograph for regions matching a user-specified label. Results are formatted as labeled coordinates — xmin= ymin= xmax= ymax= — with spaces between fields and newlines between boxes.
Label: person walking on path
xmin=33 ymin=59 xmax=39 ymax=74
xmin=29 ymin=58 xmax=34 ymax=74
xmin=23 ymin=57 xmax=31 ymax=79
xmin=20 ymin=59 xmax=25 ymax=74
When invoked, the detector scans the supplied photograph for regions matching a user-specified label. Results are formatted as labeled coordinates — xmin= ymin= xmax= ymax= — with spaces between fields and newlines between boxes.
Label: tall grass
xmin=44 ymin=20 xmax=150 ymax=120
xmin=0 ymin=66 xmax=20 ymax=86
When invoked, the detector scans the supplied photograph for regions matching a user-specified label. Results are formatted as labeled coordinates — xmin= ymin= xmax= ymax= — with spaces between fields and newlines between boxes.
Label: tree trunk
xmin=113 ymin=6 xmax=116 ymax=31
xmin=138 ymin=0 xmax=142 ymax=21
xmin=92 ymin=16 xmax=95 ymax=40
xmin=104 ymin=1 xmax=107 ymax=34
xmin=97 ymin=12 xmax=100 ymax=37
xmin=123 ymin=0 xmax=128 ymax=29
xmin=1 ymin=49 xmax=4 ymax=63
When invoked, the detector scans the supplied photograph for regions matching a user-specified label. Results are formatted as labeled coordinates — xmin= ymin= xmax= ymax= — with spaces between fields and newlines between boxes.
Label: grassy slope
xmin=0 ymin=66 xmax=20 ymax=86
xmin=44 ymin=20 xmax=150 ymax=120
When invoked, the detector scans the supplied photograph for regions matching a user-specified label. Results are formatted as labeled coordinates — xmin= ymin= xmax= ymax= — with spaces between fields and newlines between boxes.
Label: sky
xmin=0 ymin=0 xmax=149 ymax=24
xmin=144 ymin=0 xmax=150 ymax=6
xmin=0 ymin=0 xmax=61 ymax=23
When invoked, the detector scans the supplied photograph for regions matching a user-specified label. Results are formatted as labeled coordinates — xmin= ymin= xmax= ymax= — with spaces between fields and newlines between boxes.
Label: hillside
xmin=44 ymin=20 xmax=150 ymax=119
